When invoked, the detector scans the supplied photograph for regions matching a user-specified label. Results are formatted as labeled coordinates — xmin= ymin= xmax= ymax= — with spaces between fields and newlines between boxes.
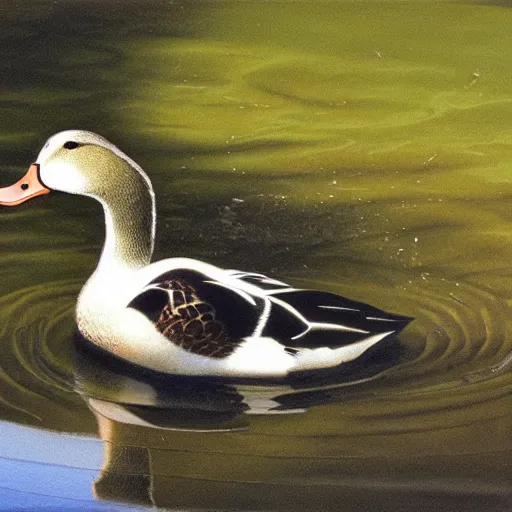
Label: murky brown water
xmin=0 ymin=1 xmax=510 ymax=510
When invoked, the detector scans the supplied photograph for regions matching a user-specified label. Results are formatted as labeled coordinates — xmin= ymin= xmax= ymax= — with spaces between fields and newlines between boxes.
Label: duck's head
xmin=0 ymin=130 xmax=153 ymax=206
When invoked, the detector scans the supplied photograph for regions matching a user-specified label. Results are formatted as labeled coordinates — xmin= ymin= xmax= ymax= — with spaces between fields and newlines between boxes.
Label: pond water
xmin=0 ymin=0 xmax=510 ymax=510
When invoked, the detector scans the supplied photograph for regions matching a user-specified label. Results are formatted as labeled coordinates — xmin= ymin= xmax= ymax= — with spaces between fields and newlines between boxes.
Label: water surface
xmin=0 ymin=1 xmax=510 ymax=510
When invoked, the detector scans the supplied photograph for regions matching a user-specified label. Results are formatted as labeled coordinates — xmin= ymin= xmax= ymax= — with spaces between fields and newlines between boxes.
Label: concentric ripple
xmin=0 ymin=279 xmax=96 ymax=433
xmin=0 ymin=268 xmax=509 ymax=438
xmin=383 ymin=277 xmax=512 ymax=387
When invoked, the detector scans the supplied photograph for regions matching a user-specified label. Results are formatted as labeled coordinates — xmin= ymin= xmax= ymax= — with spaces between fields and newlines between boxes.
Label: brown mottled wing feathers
xmin=154 ymin=279 xmax=238 ymax=358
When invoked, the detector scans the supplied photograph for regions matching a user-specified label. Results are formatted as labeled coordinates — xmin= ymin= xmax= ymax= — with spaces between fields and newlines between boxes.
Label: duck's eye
xmin=63 ymin=141 xmax=80 ymax=150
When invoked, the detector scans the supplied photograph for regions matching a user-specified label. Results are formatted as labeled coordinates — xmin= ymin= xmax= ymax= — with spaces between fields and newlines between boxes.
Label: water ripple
xmin=0 ymin=270 xmax=508 ymax=437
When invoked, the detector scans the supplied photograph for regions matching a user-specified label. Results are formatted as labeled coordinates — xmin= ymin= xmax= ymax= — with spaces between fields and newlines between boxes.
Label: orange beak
xmin=0 ymin=164 xmax=50 ymax=206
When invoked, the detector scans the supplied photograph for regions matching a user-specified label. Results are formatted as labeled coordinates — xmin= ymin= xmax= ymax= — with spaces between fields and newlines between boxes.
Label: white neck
xmin=97 ymin=194 xmax=154 ymax=275
xmin=77 ymin=169 xmax=156 ymax=317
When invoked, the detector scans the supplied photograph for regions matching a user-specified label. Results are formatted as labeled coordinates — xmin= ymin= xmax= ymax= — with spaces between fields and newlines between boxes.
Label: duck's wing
xmin=127 ymin=269 xmax=267 ymax=358
xmin=129 ymin=268 xmax=411 ymax=359
xmin=228 ymin=271 xmax=412 ymax=349
xmin=266 ymin=289 xmax=411 ymax=348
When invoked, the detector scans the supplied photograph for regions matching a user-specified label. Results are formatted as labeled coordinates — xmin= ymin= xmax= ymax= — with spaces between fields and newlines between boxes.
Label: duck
xmin=0 ymin=130 xmax=411 ymax=378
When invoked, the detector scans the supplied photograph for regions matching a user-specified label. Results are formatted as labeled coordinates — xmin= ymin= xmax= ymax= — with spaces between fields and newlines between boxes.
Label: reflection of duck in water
xmin=74 ymin=334 xmax=403 ymax=508
xmin=74 ymin=331 xmax=403 ymax=429
xmin=0 ymin=131 xmax=411 ymax=378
